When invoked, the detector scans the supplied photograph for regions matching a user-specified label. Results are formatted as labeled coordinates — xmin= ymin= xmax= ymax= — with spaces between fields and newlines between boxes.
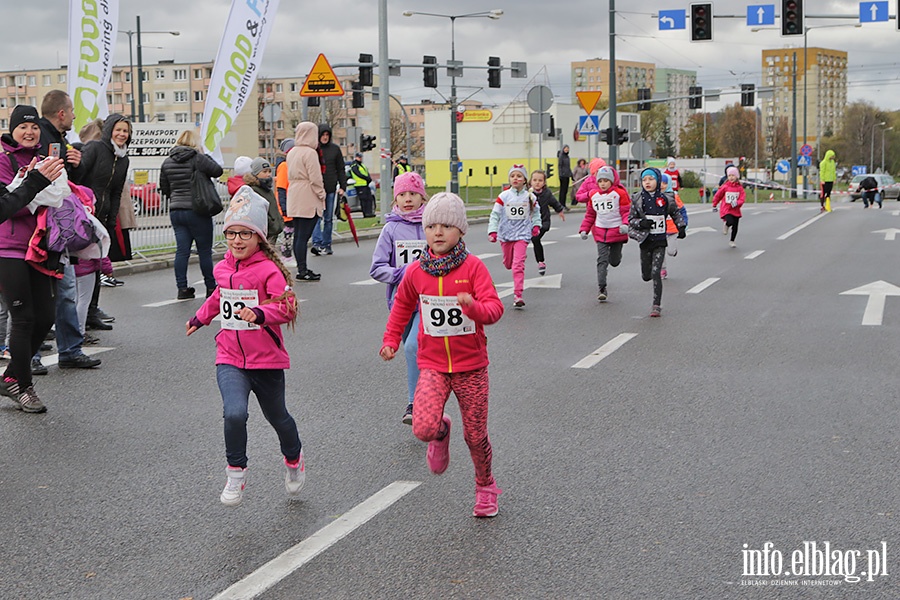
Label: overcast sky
xmin=6 ymin=0 xmax=900 ymax=111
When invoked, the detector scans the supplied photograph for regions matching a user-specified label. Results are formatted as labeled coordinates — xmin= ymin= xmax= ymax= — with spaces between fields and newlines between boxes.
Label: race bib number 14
xmin=219 ymin=288 xmax=260 ymax=330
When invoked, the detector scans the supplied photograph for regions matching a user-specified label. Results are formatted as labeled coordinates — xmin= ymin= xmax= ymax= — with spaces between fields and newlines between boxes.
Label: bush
xmin=680 ymin=170 xmax=702 ymax=188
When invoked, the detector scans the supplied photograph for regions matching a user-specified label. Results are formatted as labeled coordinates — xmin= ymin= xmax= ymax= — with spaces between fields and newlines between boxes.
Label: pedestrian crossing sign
xmin=578 ymin=115 xmax=600 ymax=135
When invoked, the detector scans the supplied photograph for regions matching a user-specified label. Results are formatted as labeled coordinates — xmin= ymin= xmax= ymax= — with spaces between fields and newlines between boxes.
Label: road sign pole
xmin=608 ymin=0 xmax=618 ymax=167
xmin=378 ymin=0 xmax=392 ymax=222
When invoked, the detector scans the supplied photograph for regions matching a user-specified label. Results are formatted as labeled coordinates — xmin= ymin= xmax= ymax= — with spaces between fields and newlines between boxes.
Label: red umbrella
xmin=340 ymin=199 xmax=359 ymax=246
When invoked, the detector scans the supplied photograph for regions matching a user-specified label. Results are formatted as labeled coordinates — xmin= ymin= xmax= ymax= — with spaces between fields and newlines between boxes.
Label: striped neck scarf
xmin=419 ymin=239 xmax=469 ymax=277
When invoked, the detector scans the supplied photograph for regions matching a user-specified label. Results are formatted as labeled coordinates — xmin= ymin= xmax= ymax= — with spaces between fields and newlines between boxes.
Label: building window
xmin=156 ymin=92 xmax=166 ymax=101
xmin=156 ymin=69 xmax=165 ymax=80
xmin=193 ymin=69 xmax=203 ymax=80
xmin=194 ymin=112 xmax=203 ymax=123
xmin=276 ymin=120 xmax=284 ymax=130
xmin=0 ymin=119 xmax=7 ymax=129
xmin=142 ymin=93 xmax=149 ymax=104
xmin=141 ymin=71 xmax=149 ymax=82
xmin=58 ymin=74 xmax=66 ymax=83
xmin=42 ymin=75 xmax=51 ymax=86
xmin=28 ymin=96 xmax=36 ymax=106
xmin=290 ymin=82 xmax=298 ymax=92
xmin=0 ymin=77 xmax=6 ymax=86
xmin=174 ymin=69 xmax=187 ymax=81
xmin=125 ymin=93 xmax=133 ymax=104
xmin=174 ymin=91 xmax=188 ymax=103
xmin=15 ymin=75 xmax=25 ymax=86
xmin=124 ymin=72 xmax=131 ymax=83
xmin=28 ymin=76 xmax=36 ymax=86
xmin=290 ymin=101 xmax=298 ymax=110
xmin=194 ymin=90 xmax=204 ymax=102
xmin=175 ymin=113 xmax=189 ymax=123
xmin=114 ymin=94 xmax=122 ymax=104
xmin=275 ymin=83 xmax=283 ymax=93
xmin=107 ymin=94 xmax=113 ymax=105
xmin=156 ymin=113 xmax=166 ymax=122
xmin=0 ymin=99 xmax=6 ymax=108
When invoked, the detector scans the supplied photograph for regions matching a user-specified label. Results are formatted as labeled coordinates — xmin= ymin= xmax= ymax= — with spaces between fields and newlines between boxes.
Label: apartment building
xmin=761 ymin=47 xmax=848 ymax=155
xmin=654 ymin=68 xmax=697 ymax=154
xmin=571 ymin=58 xmax=656 ymax=100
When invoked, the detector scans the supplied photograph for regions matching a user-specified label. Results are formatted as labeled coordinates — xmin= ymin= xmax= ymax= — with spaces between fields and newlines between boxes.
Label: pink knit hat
xmin=393 ymin=171 xmax=427 ymax=200
xmin=589 ymin=158 xmax=607 ymax=177
xmin=726 ymin=166 xmax=740 ymax=178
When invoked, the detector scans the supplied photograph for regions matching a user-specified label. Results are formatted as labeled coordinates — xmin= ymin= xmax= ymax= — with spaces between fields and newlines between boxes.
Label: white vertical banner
xmin=201 ymin=0 xmax=281 ymax=160
xmin=68 ymin=0 xmax=119 ymax=134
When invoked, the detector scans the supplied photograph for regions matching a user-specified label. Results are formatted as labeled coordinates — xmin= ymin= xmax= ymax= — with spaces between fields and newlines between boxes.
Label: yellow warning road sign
xmin=576 ymin=91 xmax=603 ymax=114
xmin=300 ymin=54 xmax=345 ymax=97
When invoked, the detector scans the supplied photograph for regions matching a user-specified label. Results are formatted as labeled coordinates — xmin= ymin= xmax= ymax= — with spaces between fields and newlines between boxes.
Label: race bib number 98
xmin=420 ymin=294 xmax=475 ymax=337
xmin=219 ymin=288 xmax=260 ymax=331
xmin=395 ymin=240 xmax=427 ymax=265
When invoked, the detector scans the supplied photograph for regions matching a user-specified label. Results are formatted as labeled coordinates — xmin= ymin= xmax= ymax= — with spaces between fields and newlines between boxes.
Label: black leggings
xmin=0 ymin=258 xmax=56 ymax=387
xmin=725 ymin=214 xmax=740 ymax=242
xmin=531 ymin=225 xmax=550 ymax=263
xmin=820 ymin=181 xmax=834 ymax=208
xmin=559 ymin=177 xmax=570 ymax=207
xmin=640 ymin=240 xmax=666 ymax=307
xmin=291 ymin=216 xmax=318 ymax=274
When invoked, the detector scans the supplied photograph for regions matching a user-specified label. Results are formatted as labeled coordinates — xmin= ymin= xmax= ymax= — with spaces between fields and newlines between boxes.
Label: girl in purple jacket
xmin=369 ymin=171 xmax=428 ymax=425
xmin=186 ymin=187 xmax=302 ymax=507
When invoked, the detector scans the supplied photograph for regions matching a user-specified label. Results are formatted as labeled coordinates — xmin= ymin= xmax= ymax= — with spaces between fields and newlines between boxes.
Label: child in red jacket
xmin=713 ymin=166 xmax=745 ymax=248
xmin=380 ymin=192 xmax=505 ymax=517
xmin=578 ymin=166 xmax=630 ymax=302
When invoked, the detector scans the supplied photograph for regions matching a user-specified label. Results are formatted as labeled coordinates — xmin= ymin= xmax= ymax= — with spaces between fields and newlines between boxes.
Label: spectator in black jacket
xmin=37 ymin=90 xmax=82 ymax=183
xmin=311 ymin=123 xmax=346 ymax=256
xmin=858 ymin=175 xmax=880 ymax=209
xmin=160 ymin=130 xmax=225 ymax=299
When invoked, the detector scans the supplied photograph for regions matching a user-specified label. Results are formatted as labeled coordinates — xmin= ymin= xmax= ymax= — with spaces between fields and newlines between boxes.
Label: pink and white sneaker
xmin=473 ymin=482 xmax=503 ymax=518
xmin=220 ymin=466 xmax=247 ymax=506
xmin=284 ymin=452 xmax=305 ymax=496
xmin=426 ymin=415 xmax=451 ymax=474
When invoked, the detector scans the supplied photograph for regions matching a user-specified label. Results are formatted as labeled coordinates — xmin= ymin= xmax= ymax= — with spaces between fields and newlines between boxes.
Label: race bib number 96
xmin=395 ymin=239 xmax=427 ymax=265
xmin=505 ymin=202 xmax=528 ymax=220
xmin=420 ymin=294 xmax=475 ymax=337
xmin=219 ymin=288 xmax=260 ymax=330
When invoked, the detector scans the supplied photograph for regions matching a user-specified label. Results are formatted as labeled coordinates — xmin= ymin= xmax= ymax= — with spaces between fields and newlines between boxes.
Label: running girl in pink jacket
xmin=380 ymin=193 xmax=505 ymax=517
xmin=186 ymin=186 xmax=302 ymax=507
xmin=712 ymin=166 xmax=746 ymax=248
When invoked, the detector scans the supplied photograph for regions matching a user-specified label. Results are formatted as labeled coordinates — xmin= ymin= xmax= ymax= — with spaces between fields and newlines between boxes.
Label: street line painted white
xmin=41 ymin=347 xmax=115 ymax=367
xmin=777 ymin=211 xmax=828 ymax=240
xmin=744 ymin=250 xmax=765 ymax=260
xmin=686 ymin=277 xmax=720 ymax=294
xmin=143 ymin=298 xmax=194 ymax=307
xmin=892 ymin=210 xmax=899 ymax=216
xmin=350 ymin=279 xmax=380 ymax=286
xmin=572 ymin=333 xmax=638 ymax=369
xmin=542 ymin=240 xmax=558 ymax=246
xmin=496 ymin=274 xmax=562 ymax=298
xmin=840 ymin=280 xmax=900 ymax=326
xmin=685 ymin=226 xmax=716 ymax=237
xmin=475 ymin=252 xmax=500 ymax=260
xmin=566 ymin=233 xmax=582 ymax=238
xmin=211 ymin=481 xmax=421 ymax=600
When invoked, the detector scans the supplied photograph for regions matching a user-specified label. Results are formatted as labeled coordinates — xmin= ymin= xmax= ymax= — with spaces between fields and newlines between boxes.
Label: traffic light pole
xmin=450 ymin=16 xmax=459 ymax=194
xmin=378 ymin=0 xmax=391 ymax=221
xmin=608 ymin=0 xmax=618 ymax=167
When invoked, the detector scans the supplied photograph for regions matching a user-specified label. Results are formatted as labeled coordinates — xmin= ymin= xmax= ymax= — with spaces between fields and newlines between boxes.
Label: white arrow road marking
xmin=873 ymin=228 xmax=900 ymax=241
xmin=891 ymin=210 xmax=899 ymax=216
xmin=211 ymin=481 xmax=422 ymax=600
xmin=572 ymin=333 xmax=638 ymax=369
xmin=41 ymin=346 xmax=115 ymax=366
xmin=350 ymin=279 xmax=380 ymax=286
xmin=567 ymin=233 xmax=583 ymax=238
xmin=744 ymin=250 xmax=765 ymax=260
xmin=777 ymin=211 xmax=828 ymax=240
xmin=685 ymin=226 xmax=716 ymax=237
xmin=475 ymin=252 xmax=500 ymax=260
xmin=686 ymin=277 xmax=720 ymax=294
xmin=840 ymin=280 xmax=900 ymax=326
xmin=496 ymin=273 xmax=562 ymax=298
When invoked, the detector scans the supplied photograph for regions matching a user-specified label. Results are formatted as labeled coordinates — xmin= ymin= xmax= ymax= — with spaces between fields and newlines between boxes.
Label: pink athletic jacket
xmin=713 ymin=180 xmax=746 ymax=218
xmin=194 ymin=249 xmax=295 ymax=369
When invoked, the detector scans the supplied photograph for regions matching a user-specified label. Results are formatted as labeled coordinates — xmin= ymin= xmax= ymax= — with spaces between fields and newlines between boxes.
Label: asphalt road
xmin=1 ymin=197 xmax=898 ymax=599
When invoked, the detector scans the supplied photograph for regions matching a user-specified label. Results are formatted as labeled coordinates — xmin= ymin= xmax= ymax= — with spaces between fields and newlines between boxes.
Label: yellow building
xmin=571 ymin=58 xmax=656 ymax=99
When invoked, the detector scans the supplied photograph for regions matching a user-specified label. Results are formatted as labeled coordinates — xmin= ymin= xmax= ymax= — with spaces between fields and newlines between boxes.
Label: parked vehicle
xmin=130 ymin=182 xmax=163 ymax=215
xmin=848 ymin=174 xmax=900 ymax=201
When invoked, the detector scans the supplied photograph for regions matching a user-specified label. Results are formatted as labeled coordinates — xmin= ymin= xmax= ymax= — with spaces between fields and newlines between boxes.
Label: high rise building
xmin=654 ymin=68 xmax=697 ymax=154
xmin=571 ymin=58 xmax=656 ymax=100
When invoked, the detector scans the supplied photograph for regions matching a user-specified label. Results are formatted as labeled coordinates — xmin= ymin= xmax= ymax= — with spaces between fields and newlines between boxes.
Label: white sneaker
xmin=220 ymin=466 xmax=247 ymax=506
xmin=723 ymin=222 xmax=729 ymax=235
xmin=284 ymin=452 xmax=305 ymax=496
xmin=729 ymin=241 xmax=736 ymax=248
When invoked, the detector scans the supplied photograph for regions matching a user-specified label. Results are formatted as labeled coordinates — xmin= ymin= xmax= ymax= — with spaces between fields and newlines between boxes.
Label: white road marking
xmin=41 ymin=346 xmax=115 ymax=367
xmin=777 ymin=211 xmax=828 ymax=240
xmin=840 ymin=280 xmax=900 ymax=326
xmin=475 ymin=252 xmax=500 ymax=260
xmin=496 ymin=273 xmax=562 ymax=298
xmin=685 ymin=226 xmax=716 ymax=237
xmin=572 ymin=333 xmax=638 ymax=369
xmin=210 ymin=481 xmax=421 ymax=600
xmin=686 ymin=277 xmax=720 ymax=294
xmin=873 ymin=228 xmax=900 ymax=241
xmin=744 ymin=250 xmax=765 ymax=260
xmin=350 ymin=279 xmax=380 ymax=286
xmin=567 ymin=233 xmax=582 ymax=238
xmin=143 ymin=298 xmax=194 ymax=307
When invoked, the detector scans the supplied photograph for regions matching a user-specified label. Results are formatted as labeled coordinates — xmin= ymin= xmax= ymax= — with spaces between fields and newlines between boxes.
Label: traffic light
xmin=546 ymin=163 xmax=554 ymax=179
xmin=637 ymin=88 xmax=652 ymax=111
xmin=690 ymin=3 xmax=713 ymax=41
xmin=688 ymin=85 xmax=703 ymax=109
xmin=546 ymin=115 xmax=556 ymax=137
xmin=351 ymin=81 xmax=364 ymax=109
xmin=488 ymin=56 xmax=501 ymax=88
xmin=600 ymin=128 xmax=612 ymax=144
xmin=740 ymin=83 xmax=755 ymax=107
xmin=616 ymin=127 xmax=629 ymax=145
xmin=358 ymin=53 xmax=373 ymax=87
xmin=423 ymin=55 xmax=437 ymax=88
xmin=781 ymin=0 xmax=803 ymax=36
xmin=307 ymin=96 xmax=320 ymax=107
xmin=360 ymin=134 xmax=376 ymax=152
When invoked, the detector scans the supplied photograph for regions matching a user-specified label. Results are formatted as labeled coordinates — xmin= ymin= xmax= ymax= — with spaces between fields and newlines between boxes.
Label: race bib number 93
xmin=219 ymin=288 xmax=260 ymax=330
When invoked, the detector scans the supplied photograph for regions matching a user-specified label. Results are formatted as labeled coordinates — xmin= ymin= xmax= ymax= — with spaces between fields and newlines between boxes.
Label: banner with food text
xmin=68 ymin=0 xmax=119 ymax=135
xmin=200 ymin=0 xmax=280 ymax=161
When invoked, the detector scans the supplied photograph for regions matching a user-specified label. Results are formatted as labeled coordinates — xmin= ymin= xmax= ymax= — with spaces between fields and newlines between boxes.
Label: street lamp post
xmin=118 ymin=16 xmax=179 ymax=123
xmin=882 ymin=126 xmax=893 ymax=172
xmin=871 ymin=121 xmax=886 ymax=174
xmin=403 ymin=9 xmax=502 ymax=194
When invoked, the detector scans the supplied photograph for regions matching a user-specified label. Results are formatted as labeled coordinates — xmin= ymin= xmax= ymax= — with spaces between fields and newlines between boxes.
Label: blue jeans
xmin=55 ymin=263 xmax=84 ymax=360
xmin=216 ymin=365 xmax=301 ymax=469
xmin=170 ymin=209 xmax=216 ymax=292
xmin=402 ymin=311 xmax=420 ymax=405
xmin=312 ymin=192 xmax=336 ymax=249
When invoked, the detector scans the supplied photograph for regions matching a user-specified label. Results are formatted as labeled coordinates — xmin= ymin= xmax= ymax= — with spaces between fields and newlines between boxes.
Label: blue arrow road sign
xmin=797 ymin=155 xmax=811 ymax=167
xmin=578 ymin=115 xmax=600 ymax=135
xmin=860 ymin=1 xmax=889 ymax=23
xmin=852 ymin=165 xmax=868 ymax=176
xmin=658 ymin=10 xmax=686 ymax=30
xmin=776 ymin=159 xmax=791 ymax=174
xmin=747 ymin=5 xmax=775 ymax=26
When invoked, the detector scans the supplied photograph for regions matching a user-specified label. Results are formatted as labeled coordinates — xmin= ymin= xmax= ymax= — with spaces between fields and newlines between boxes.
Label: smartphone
xmin=49 ymin=143 xmax=61 ymax=159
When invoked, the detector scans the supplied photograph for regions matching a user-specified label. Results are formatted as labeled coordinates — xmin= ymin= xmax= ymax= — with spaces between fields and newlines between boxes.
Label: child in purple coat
xmin=369 ymin=171 xmax=428 ymax=424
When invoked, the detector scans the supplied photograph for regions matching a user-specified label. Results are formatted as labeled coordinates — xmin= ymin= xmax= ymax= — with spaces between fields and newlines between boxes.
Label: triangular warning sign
xmin=300 ymin=54 xmax=345 ymax=97
xmin=576 ymin=91 xmax=602 ymax=114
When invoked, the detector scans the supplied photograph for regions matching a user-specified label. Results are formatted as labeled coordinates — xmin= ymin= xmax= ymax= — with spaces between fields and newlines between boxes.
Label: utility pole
xmin=608 ymin=0 xmax=618 ymax=167
xmin=378 ymin=0 xmax=391 ymax=219
xmin=790 ymin=51 xmax=798 ymax=198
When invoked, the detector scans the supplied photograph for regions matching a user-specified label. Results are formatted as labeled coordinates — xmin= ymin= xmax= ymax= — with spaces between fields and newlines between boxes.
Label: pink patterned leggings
xmin=412 ymin=367 xmax=494 ymax=487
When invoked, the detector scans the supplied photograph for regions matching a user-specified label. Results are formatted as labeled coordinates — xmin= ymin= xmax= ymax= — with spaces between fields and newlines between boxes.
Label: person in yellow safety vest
xmin=818 ymin=149 xmax=836 ymax=212
xmin=350 ymin=152 xmax=376 ymax=217
xmin=392 ymin=154 xmax=412 ymax=184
